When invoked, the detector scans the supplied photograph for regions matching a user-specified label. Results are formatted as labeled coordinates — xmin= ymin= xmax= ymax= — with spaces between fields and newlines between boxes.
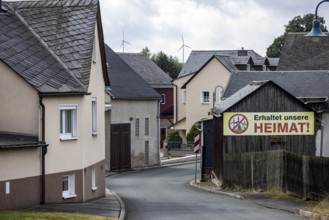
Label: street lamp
xmin=305 ymin=0 xmax=328 ymax=40
xmin=213 ymin=85 xmax=224 ymax=107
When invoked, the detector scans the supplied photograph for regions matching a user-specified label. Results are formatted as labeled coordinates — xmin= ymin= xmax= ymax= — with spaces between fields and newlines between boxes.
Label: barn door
xmin=110 ymin=123 xmax=131 ymax=171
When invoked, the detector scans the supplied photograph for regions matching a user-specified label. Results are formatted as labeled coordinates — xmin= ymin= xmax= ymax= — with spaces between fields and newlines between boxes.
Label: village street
xmin=106 ymin=163 xmax=306 ymax=220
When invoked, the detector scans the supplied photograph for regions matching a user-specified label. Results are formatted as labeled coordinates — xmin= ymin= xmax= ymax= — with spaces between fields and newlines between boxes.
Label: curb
xmin=189 ymin=179 xmax=323 ymax=218
xmin=189 ymin=179 xmax=243 ymax=200
xmin=106 ymin=188 xmax=126 ymax=220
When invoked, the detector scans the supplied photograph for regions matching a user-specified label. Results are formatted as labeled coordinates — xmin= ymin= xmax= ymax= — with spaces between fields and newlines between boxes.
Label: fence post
xmin=251 ymin=154 xmax=254 ymax=190
xmin=302 ymin=156 xmax=310 ymax=199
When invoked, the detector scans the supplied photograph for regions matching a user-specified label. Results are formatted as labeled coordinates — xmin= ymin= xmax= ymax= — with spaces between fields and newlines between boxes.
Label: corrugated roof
xmin=118 ymin=53 xmax=173 ymax=88
xmin=105 ymin=45 xmax=161 ymax=100
xmin=0 ymin=0 xmax=100 ymax=93
xmin=178 ymin=50 xmax=262 ymax=78
xmin=277 ymin=33 xmax=329 ymax=71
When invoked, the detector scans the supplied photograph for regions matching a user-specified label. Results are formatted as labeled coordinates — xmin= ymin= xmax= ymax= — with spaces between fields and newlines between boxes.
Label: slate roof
xmin=105 ymin=45 xmax=161 ymax=100
xmin=212 ymin=81 xmax=269 ymax=114
xmin=118 ymin=53 xmax=173 ymax=88
xmin=277 ymin=33 xmax=329 ymax=71
xmin=0 ymin=0 xmax=103 ymax=93
xmin=223 ymin=71 xmax=329 ymax=100
xmin=178 ymin=50 xmax=262 ymax=77
xmin=181 ymin=55 xmax=237 ymax=89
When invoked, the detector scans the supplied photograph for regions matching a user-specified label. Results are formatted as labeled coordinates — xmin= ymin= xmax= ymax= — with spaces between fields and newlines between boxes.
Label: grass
xmin=305 ymin=196 xmax=329 ymax=217
xmin=0 ymin=211 xmax=117 ymax=220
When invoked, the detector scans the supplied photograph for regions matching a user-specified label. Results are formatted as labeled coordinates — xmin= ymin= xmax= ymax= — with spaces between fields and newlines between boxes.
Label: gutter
xmin=39 ymin=95 xmax=48 ymax=205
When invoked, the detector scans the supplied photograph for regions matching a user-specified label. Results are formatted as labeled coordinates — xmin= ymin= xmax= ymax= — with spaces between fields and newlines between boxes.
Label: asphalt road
xmin=106 ymin=163 xmax=306 ymax=220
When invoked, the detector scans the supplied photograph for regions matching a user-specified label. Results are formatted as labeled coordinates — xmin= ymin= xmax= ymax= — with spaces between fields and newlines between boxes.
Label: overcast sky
xmin=100 ymin=0 xmax=323 ymax=62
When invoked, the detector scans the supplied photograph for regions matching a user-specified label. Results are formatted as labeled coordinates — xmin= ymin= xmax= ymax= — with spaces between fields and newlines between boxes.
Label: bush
xmin=187 ymin=122 xmax=200 ymax=143
xmin=167 ymin=129 xmax=182 ymax=142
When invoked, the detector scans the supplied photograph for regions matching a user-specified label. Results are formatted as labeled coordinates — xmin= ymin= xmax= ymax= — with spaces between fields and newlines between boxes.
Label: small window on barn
xmin=200 ymin=91 xmax=210 ymax=104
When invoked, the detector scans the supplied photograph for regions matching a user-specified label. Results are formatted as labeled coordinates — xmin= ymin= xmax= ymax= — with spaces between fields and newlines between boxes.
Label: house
xmin=210 ymin=80 xmax=318 ymax=194
xmin=221 ymin=70 xmax=329 ymax=157
xmin=0 ymin=0 xmax=109 ymax=209
xmin=105 ymin=46 xmax=161 ymax=170
xmin=172 ymin=49 xmax=278 ymax=142
xmin=118 ymin=53 xmax=174 ymax=149
xmin=277 ymin=33 xmax=329 ymax=70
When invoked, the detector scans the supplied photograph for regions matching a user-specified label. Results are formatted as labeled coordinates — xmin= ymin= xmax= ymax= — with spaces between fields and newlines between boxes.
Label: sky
xmin=99 ymin=0 xmax=326 ymax=62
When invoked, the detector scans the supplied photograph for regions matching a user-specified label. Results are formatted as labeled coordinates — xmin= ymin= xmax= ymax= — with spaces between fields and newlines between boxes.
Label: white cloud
xmin=100 ymin=0 xmax=329 ymax=61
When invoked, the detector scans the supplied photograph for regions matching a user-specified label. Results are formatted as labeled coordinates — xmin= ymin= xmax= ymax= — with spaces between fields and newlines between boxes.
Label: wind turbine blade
xmin=178 ymin=45 xmax=183 ymax=51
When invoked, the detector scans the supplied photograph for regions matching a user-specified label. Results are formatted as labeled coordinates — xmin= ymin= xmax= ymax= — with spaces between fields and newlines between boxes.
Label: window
xmin=182 ymin=90 xmax=186 ymax=104
xmin=201 ymin=91 xmax=210 ymax=104
xmin=62 ymin=174 xmax=76 ymax=199
xmin=135 ymin=118 xmax=140 ymax=136
xmin=60 ymin=105 xmax=77 ymax=140
xmin=160 ymin=94 xmax=166 ymax=104
xmin=145 ymin=118 xmax=149 ymax=136
xmin=92 ymin=97 xmax=97 ymax=134
xmin=92 ymin=168 xmax=97 ymax=191
xmin=145 ymin=141 xmax=149 ymax=165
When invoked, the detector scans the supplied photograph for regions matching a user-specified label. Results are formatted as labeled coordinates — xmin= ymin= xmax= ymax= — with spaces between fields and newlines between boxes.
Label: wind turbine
xmin=178 ymin=35 xmax=191 ymax=63
xmin=120 ymin=31 xmax=130 ymax=53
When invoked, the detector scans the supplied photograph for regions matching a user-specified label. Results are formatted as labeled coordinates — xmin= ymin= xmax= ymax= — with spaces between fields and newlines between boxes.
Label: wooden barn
xmin=210 ymin=80 xmax=319 ymax=186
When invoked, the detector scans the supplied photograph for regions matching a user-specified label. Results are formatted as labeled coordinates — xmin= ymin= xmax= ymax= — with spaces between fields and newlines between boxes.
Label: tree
xmin=140 ymin=48 xmax=183 ymax=79
xmin=141 ymin=46 xmax=151 ymax=58
xmin=266 ymin=13 xmax=327 ymax=57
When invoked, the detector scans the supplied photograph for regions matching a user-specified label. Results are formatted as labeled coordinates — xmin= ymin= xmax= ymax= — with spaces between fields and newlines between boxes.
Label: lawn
xmin=0 ymin=211 xmax=117 ymax=220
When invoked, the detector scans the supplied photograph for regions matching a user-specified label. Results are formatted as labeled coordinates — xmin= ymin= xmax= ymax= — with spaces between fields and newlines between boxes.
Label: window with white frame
xmin=145 ymin=118 xmax=149 ymax=136
xmin=92 ymin=168 xmax=97 ymax=191
xmin=200 ymin=91 xmax=210 ymax=104
xmin=62 ymin=174 xmax=76 ymax=199
xmin=60 ymin=105 xmax=77 ymax=140
xmin=92 ymin=97 xmax=97 ymax=134
xmin=135 ymin=118 xmax=140 ymax=136
xmin=160 ymin=94 xmax=165 ymax=104
xmin=182 ymin=90 xmax=186 ymax=104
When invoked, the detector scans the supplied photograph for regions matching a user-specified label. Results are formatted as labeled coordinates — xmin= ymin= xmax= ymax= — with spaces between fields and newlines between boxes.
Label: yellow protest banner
xmin=223 ymin=112 xmax=314 ymax=136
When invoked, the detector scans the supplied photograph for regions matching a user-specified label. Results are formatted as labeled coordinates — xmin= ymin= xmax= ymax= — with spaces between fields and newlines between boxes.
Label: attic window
xmin=238 ymin=50 xmax=248 ymax=56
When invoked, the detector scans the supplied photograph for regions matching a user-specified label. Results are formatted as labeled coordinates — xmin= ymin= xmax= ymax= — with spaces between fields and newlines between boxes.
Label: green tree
xmin=140 ymin=48 xmax=183 ymax=79
xmin=151 ymin=51 xmax=182 ymax=79
xmin=266 ymin=13 xmax=327 ymax=57
xmin=141 ymin=46 xmax=151 ymax=58
xmin=186 ymin=122 xmax=201 ymax=143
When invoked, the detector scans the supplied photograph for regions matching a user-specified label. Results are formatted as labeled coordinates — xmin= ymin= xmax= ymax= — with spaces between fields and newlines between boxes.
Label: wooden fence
xmin=223 ymin=150 xmax=329 ymax=199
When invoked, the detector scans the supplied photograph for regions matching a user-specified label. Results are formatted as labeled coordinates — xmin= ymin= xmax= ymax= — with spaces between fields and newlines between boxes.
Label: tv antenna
xmin=120 ymin=31 xmax=130 ymax=53
xmin=178 ymin=35 xmax=191 ymax=63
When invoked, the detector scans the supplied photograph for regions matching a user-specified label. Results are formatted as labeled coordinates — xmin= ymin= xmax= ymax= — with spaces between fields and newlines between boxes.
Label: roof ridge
xmin=7 ymin=3 xmax=87 ymax=91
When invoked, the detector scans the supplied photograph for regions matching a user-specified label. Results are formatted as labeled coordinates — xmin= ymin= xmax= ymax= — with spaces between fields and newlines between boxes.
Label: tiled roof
xmin=277 ymin=33 xmax=329 ymax=71
xmin=223 ymin=70 xmax=329 ymax=100
xmin=0 ymin=0 xmax=100 ymax=93
xmin=105 ymin=45 xmax=161 ymax=100
xmin=118 ymin=53 xmax=173 ymax=88
xmin=178 ymin=50 xmax=262 ymax=78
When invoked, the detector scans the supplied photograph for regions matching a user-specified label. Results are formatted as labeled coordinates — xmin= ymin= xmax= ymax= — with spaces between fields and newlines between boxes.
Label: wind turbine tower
xmin=120 ymin=31 xmax=130 ymax=53
xmin=178 ymin=35 xmax=191 ymax=63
